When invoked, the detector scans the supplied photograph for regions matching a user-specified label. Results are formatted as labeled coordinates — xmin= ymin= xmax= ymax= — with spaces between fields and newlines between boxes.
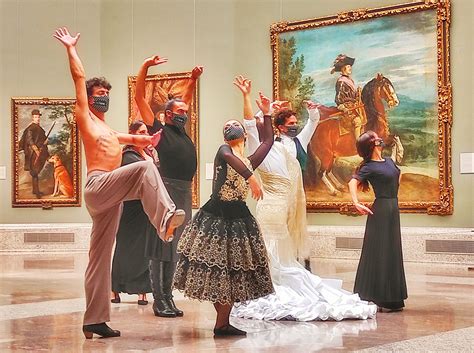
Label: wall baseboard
xmin=1 ymin=224 xmax=473 ymax=265
xmin=308 ymin=225 xmax=474 ymax=265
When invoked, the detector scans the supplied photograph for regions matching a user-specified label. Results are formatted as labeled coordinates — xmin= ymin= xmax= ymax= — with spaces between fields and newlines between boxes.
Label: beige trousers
xmin=83 ymin=161 xmax=176 ymax=325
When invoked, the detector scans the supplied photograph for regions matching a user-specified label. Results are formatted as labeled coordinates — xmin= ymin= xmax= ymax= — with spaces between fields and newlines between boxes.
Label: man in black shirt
xmin=135 ymin=55 xmax=202 ymax=317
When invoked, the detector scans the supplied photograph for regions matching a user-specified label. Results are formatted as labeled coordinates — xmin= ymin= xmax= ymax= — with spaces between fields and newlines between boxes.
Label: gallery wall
xmin=0 ymin=0 xmax=472 ymax=227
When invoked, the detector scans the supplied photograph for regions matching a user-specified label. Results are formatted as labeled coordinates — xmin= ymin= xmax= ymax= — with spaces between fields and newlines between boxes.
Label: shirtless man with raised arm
xmin=54 ymin=27 xmax=185 ymax=339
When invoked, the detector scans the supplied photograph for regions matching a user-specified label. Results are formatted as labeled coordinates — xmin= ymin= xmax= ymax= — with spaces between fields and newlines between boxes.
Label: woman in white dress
xmin=231 ymin=76 xmax=377 ymax=321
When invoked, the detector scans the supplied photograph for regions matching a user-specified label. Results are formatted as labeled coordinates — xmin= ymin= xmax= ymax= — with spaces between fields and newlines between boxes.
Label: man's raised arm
xmin=181 ymin=66 xmax=203 ymax=107
xmin=53 ymin=27 xmax=89 ymax=129
xmin=135 ymin=56 xmax=168 ymax=126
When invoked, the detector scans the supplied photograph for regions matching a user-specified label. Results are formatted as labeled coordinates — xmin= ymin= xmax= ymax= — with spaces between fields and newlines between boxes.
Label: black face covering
xmin=92 ymin=96 xmax=109 ymax=113
xmin=284 ymin=126 xmax=299 ymax=138
xmin=171 ymin=113 xmax=188 ymax=128
xmin=224 ymin=123 xmax=245 ymax=141
xmin=375 ymin=138 xmax=386 ymax=148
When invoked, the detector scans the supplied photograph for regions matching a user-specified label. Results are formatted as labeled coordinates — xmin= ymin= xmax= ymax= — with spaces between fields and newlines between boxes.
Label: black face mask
xmin=224 ymin=124 xmax=245 ymax=141
xmin=284 ymin=126 xmax=299 ymax=138
xmin=375 ymin=138 xmax=386 ymax=148
xmin=91 ymin=96 xmax=109 ymax=113
xmin=171 ymin=113 xmax=188 ymax=128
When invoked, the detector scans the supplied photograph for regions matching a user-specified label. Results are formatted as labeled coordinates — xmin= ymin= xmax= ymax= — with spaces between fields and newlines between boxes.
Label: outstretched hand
xmin=150 ymin=130 xmax=162 ymax=147
xmin=256 ymin=92 xmax=271 ymax=115
xmin=354 ymin=202 xmax=373 ymax=215
xmin=233 ymin=75 xmax=252 ymax=95
xmin=53 ymin=27 xmax=80 ymax=48
xmin=145 ymin=55 xmax=168 ymax=67
xmin=303 ymin=100 xmax=321 ymax=110
xmin=191 ymin=66 xmax=204 ymax=79
xmin=271 ymin=100 xmax=290 ymax=113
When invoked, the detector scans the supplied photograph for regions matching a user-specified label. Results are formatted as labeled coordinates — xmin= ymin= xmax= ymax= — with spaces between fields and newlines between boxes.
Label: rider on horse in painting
xmin=332 ymin=54 xmax=367 ymax=140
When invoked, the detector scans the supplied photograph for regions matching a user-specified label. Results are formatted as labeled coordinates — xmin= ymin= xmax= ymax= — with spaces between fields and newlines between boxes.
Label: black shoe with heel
xmin=166 ymin=297 xmax=183 ymax=317
xmin=110 ymin=293 xmax=121 ymax=304
xmin=82 ymin=323 xmax=120 ymax=339
xmin=152 ymin=299 xmax=176 ymax=317
xmin=213 ymin=324 xmax=247 ymax=336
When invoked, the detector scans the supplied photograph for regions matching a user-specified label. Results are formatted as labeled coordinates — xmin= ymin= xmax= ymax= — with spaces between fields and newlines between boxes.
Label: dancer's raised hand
xmin=256 ymin=92 xmax=271 ymax=115
xmin=303 ymin=100 xmax=320 ymax=110
xmin=53 ymin=27 xmax=80 ymax=48
xmin=144 ymin=55 xmax=168 ymax=67
xmin=191 ymin=66 xmax=204 ymax=80
xmin=233 ymin=75 xmax=252 ymax=95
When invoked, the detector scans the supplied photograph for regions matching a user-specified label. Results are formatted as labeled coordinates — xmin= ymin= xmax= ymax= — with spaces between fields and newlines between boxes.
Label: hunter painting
xmin=271 ymin=0 xmax=452 ymax=214
xmin=12 ymin=98 xmax=81 ymax=207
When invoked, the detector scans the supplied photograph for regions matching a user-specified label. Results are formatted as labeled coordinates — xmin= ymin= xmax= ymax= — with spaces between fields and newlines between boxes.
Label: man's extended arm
xmin=135 ymin=56 xmax=168 ymax=126
xmin=181 ymin=66 xmax=203 ymax=107
xmin=116 ymin=130 xmax=162 ymax=148
xmin=53 ymin=27 xmax=89 ymax=130
xmin=297 ymin=101 xmax=321 ymax=149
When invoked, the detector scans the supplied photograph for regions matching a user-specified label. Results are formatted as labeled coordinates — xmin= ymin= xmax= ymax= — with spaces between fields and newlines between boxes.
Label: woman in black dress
xmin=348 ymin=131 xmax=407 ymax=312
xmin=110 ymin=121 xmax=159 ymax=305
xmin=174 ymin=92 xmax=275 ymax=336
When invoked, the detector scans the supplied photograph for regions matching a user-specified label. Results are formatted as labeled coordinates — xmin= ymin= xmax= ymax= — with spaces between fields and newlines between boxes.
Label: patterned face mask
xmin=223 ymin=123 xmax=245 ymax=141
xmin=284 ymin=125 xmax=299 ymax=138
xmin=374 ymin=138 xmax=386 ymax=147
xmin=171 ymin=113 xmax=188 ymax=128
xmin=91 ymin=96 xmax=109 ymax=113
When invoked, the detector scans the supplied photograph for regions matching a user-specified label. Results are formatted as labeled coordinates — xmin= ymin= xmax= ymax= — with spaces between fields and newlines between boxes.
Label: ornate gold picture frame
xmin=12 ymin=97 xmax=81 ymax=208
xmin=271 ymin=0 xmax=452 ymax=215
xmin=128 ymin=72 xmax=200 ymax=208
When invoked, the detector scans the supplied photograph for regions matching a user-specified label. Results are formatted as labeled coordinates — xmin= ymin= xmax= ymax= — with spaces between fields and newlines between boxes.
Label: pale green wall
xmin=0 ymin=0 xmax=472 ymax=227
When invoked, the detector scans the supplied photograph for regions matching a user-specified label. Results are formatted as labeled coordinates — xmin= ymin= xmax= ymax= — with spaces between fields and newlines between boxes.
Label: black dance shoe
xmin=377 ymin=306 xmax=404 ymax=313
xmin=152 ymin=299 xmax=177 ymax=317
xmin=82 ymin=323 xmax=121 ymax=339
xmin=110 ymin=293 xmax=121 ymax=304
xmin=166 ymin=297 xmax=184 ymax=317
xmin=213 ymin=324 xmax=247 ymax=336
xmin=137 ymin=299 xmax=148 ymax=305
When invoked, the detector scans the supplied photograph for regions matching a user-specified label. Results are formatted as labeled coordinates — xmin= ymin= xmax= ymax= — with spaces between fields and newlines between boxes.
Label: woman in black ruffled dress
xmin=348 ymin=131 xmax=407 ymax=312
xmin=174 ymin=93 xmax=275 ymax=336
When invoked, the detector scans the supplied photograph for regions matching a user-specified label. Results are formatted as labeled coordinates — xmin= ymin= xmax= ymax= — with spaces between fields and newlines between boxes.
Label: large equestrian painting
xmin=271 ymin=0 xmax=452 ymax=214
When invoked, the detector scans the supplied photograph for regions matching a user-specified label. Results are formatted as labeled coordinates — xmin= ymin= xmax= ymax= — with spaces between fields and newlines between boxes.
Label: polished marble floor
xmin=0 ymin=253 xmax=472 ymax=352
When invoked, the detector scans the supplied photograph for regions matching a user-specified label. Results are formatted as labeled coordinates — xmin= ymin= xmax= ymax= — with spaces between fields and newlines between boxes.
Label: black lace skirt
xmin=173 ymin=198 xmax=274 ymax=304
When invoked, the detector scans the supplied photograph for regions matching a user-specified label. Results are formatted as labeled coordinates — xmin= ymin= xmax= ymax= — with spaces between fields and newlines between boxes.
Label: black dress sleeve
xmin=146 ymin=118 xmax=163 ymax=135
xmin=388 ymin=157 xmax=401 ymax=172
xmin=353 ymin=162 xmax=372 ymax=182
xmin=248 ymin=114 xmax=274 ymax=169
xmin=217 ymin=144 xmax=253 ymax=180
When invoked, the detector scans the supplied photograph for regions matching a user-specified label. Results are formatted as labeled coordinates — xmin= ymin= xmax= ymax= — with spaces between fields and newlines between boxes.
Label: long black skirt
xmin=111 ymin=200 xmax=152 ymax=294
xmin=354 ymin=198 xmax=408 ymax=308
xmin=173 ymin=198 xmax=274 ymax=304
